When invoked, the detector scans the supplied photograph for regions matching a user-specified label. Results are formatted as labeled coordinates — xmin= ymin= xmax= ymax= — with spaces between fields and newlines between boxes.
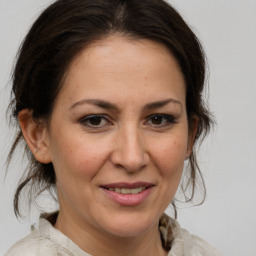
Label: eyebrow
xmin=70 ymin=99 xmax=119 ymax=111
xmin=143 ymin=98 xmax=182 ymax=111
xmin=69 ymin=98 xmax=182 ymax=111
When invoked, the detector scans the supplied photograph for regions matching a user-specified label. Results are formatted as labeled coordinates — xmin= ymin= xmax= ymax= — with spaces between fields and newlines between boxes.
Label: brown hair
xmin=7 ymin=0 xmax=213 ymax=217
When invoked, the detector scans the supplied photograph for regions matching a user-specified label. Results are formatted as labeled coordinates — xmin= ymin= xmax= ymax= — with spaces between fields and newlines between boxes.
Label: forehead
xmin=75 ymin=36 xmax=179 ymax=68
xmin=56 ymin=35 xmax=185 ymax=107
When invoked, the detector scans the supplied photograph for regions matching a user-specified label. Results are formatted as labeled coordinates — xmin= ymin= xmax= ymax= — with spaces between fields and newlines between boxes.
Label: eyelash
xmin=79 ymin=115 xmax=111 ymax=128
xmin=145 ymin=114 xmax=177 ymax=128
xmin=79 ymin=114 xmax=176 ymax=129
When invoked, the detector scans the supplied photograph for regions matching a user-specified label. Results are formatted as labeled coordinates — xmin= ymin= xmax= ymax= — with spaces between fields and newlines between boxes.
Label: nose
xmin=110 ymin=126 xmax=149 ymax=172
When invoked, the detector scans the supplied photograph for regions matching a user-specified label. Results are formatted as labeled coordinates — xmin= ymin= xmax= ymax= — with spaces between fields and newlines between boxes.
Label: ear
xmin=18 ymin=109 xmax=51 ymax=164
xmin=186 ymin=115 xmax=198 ymax=159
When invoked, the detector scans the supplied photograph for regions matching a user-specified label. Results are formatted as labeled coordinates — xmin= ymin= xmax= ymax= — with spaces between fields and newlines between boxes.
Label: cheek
xmin=49 ymin=130 xmax=109 ymax=179
xmin=151 ymin=137 xmax=188 ymax=211
xmin=153 ymin=137 xmax=188 ymax=177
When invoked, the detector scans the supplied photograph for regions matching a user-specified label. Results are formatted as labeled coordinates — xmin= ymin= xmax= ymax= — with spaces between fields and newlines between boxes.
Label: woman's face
xmin=45 ymin=35 xmax=193 ymax=238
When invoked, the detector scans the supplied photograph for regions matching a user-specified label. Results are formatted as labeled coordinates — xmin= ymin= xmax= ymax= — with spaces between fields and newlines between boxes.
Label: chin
xmin=99 ymin=212 xmax=158 ymax=238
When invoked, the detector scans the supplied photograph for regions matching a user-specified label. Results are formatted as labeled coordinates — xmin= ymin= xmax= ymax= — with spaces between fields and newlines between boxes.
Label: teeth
xmin=115 ymin=188 xmax=121 ymax=193
xmin=108 ymin=187 xmax=146 ymax=194
xmin=121 ymin=188 xmax=130 ymax=194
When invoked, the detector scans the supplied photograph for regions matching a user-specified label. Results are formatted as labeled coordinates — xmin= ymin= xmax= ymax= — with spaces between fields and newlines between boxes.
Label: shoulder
xmin=4 ymin=226 xmax=58 ymax=256
xmin=180 ymin=228 xmax=223 ymax=256
xmin=160 ymin=213 xmax=222 ymax=256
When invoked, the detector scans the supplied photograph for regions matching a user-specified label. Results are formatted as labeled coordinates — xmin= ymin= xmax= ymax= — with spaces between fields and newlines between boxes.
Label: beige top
xmin=5 ymin=213 xmax=222 ymax=256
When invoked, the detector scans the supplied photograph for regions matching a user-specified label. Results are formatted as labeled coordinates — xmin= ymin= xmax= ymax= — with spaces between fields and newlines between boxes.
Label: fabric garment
xmin=5 ymin=213 xmax=222 ymax=256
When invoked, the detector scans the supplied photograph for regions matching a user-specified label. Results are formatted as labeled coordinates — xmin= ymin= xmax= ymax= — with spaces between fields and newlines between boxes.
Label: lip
xmin=100 ymin=182 xmax=155 ymax=206
xmin=101 ymin=182 xmax=154 ymax=189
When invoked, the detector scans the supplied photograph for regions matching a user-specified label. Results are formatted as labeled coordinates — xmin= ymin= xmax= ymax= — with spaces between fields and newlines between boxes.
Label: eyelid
xmin=145 ymin=113 xmax=177 ymax=127
xmin=79 ymin=114 xmax=112 ymax=128
xmin=147 ymin=113 xmax=176 ymax=120
xmin=78 ymin=113 xmax=177 ymax=130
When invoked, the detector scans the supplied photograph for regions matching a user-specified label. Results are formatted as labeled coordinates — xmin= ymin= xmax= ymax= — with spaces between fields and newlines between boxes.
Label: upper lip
xmin=100 ymin=182 xmax=154 ymax=189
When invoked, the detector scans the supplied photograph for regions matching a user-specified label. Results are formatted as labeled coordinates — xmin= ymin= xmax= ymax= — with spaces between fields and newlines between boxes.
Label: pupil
xmin=90 ymin=117 xmax=102 ymax=125
xmin=152 ymin=116 xmax=162 ymax=125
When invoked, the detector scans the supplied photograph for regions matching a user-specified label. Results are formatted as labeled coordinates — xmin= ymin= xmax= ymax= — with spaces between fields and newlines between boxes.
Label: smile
xmin=106 ymin=187 xmax=146 ymax=194
xmin=100 ymin=182 xmax=154 ymax=206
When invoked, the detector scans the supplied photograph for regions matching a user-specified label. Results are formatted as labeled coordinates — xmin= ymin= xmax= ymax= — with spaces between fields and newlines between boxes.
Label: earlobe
xmin=186 ymin=116 xmax=199 ymax=158
xmin=18 ymin=109 xmax=51 ymax=164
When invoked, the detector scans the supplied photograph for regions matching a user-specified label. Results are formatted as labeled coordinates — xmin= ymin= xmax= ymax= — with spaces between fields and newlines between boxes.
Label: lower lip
xmin=101 ymin=187 xmax=153 ymax=206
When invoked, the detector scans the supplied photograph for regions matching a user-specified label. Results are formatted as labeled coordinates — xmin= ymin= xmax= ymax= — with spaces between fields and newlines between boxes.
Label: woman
xmin=5 ymin=0 xmax=221 ymax=255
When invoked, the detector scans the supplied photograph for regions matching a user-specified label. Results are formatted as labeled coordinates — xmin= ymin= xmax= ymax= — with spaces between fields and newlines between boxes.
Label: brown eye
xmin=89 ymin=116 xmax=103 ymax=126
xmin=151 ymin=115 xmax=163 ymax=125
xmin=79 ymin=115 xmax=110 ymax=128
xmin=146 ymin=114 xmax=176 ymax=128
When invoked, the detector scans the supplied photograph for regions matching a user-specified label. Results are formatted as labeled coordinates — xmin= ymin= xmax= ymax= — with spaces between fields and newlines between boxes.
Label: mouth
xmin=103 ymin=186 xmax=147 ymax=194
xmin=100 ymin=182 xmax=154 ymax=205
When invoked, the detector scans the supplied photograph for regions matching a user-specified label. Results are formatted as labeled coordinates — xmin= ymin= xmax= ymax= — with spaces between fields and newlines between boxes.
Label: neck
xmin=54 ymin=209 xmax=167 ymax=256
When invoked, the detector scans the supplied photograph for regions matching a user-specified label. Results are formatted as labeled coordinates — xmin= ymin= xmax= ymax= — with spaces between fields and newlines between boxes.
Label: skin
xmin=19 ymin=35 xmax=196 ymax=256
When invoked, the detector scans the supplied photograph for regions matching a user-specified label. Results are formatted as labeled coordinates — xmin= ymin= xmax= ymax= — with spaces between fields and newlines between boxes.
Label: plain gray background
xmin=0 ymin=1 xmax=255 ymax=255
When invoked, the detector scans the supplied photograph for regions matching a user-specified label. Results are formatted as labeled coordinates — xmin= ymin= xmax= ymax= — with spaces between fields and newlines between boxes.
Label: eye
xmin=146 ymin=114 xmax=176 ymax=128
xmin=79 ymin=115 xmax=111 ymax=128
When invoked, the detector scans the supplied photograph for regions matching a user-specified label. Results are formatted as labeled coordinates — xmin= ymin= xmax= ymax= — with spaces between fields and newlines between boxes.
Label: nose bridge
xmin=112 ymin=122 xmax=148 ymax=172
